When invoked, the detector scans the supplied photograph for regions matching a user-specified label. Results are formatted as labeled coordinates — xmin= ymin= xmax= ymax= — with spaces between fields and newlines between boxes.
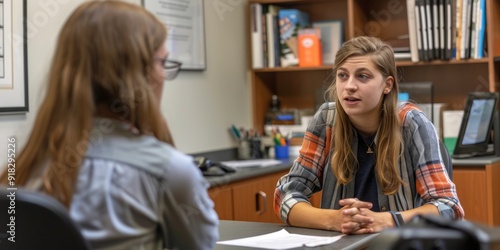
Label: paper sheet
xmin=220 ymin=159 xmax=282 ymax=169
xmin=217 ymin=229 xmax=343 ymax=249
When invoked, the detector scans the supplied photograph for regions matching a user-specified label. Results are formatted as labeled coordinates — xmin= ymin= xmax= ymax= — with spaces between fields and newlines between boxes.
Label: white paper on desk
xmin=217 ymin=229 xmax=343 ymax=249
xmin=220 ymin=159 xmax=282 ymax=169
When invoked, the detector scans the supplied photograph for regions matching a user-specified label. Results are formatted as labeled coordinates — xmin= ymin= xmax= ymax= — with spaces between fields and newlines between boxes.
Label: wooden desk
xmin=452 ymin=156 xmax=500 ymax=226
xmin=216 ymin=220 xmax=378 ymax=250
xmin=207 ymin=156 xmax=500 ymax=226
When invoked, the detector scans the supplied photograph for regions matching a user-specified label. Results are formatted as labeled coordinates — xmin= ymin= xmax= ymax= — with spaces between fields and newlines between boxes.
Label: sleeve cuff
xmin=280 ymin=196 xmax=311 ymax=224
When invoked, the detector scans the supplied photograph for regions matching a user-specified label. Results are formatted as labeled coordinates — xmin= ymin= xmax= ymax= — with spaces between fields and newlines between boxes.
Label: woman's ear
xmin=384 ymin=76 xmax=394 ymax=94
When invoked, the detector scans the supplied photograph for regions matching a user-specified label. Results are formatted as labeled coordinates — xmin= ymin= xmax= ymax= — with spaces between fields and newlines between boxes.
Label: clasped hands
xmin=338 ymin=198 xmax=390 ymax=235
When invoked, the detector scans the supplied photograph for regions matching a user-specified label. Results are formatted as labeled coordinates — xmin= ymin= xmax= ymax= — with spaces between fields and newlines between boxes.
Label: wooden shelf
xmin=248 ymin=0 xmax=499 ymax=131
xmin=253 ymin=58 xmax=490 ymax=73
xmin=245 ymin=0 xmax=500 ymax=226
xmin=254 ymin=65 xmax=333 ymax=73
xmin=249 ymin=0 xmax=334 ymax=4
xmin=396 ymin=58 xmax=490 ymax=67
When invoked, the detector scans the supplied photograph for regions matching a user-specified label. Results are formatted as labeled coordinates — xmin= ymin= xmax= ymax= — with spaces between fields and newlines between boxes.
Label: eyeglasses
xmin=155 ymin=58 xmax=182 ymax=81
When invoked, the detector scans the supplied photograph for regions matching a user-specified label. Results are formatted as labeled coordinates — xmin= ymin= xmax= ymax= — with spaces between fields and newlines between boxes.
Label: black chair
xmin=439 ymin=140 xmax=453 ymax=180
xmin=368 ymin=214 xmax=500 ymax=250
xmin=0 ymin=188 xmax=91 ymax=250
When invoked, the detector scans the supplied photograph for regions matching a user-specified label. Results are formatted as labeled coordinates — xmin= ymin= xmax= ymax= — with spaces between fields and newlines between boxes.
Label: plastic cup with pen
xmin=273 ymin=130 xmax=289 ymax=159
xmin=230 ymin=125 xmax=263 ymax=160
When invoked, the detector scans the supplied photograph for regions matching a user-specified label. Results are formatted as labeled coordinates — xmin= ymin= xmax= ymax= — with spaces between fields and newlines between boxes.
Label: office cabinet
xmin=209 ymin=163 xmax=500 ymax=226
xmin=208 ymin=186 xmax=234 ymax=220
xmin=453 ymin=162 xmax=500 ymax=226
xmin=233 ymin=171 xmax=285 ymax=223
xmin=208 ymin=169 xmax=322 ymax=223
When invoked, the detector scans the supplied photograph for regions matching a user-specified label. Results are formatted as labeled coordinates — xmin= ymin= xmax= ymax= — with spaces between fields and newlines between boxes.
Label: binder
xmin=251 ymin=3 xmax=263 ymax=68
xmin=415 ymin=0 xmax=426 ymax=61
xmin=445 ymin=0 xmax=456 ymax=60
xmin=461 ymin=0 xmax=472 ymax=59
xmin=424 ymin=0 xmax=434 ymax=60
xmin=438 ymin=0 xmax=445 ymax=60
xmin=266 ymin=5 xmax=281 ymax=67
xmin=407 ymin=0 xmax=420 ymax=62
xmin=432 ymin=0 xmax=441 ymax=59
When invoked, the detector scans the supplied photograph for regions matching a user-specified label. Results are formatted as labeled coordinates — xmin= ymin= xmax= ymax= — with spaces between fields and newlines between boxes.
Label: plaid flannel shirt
xmin=274 ymin=102 xmax=465 ymax=223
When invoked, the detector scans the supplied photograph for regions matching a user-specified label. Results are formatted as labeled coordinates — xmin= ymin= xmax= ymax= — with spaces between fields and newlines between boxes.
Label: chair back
xmin=0 ymin=188 xmax=91 ymax=250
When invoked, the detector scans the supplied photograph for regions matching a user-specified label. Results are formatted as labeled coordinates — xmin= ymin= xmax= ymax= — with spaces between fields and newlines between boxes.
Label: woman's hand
xmin=338 ymin=198 xmax=375 ymax=234
xmin=339 ymin=198 xmax=394 ymax=234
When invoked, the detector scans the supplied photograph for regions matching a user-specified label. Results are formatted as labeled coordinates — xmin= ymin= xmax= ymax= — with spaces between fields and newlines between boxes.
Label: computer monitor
xmin=452 ymin=92 xmax=499 ymax=158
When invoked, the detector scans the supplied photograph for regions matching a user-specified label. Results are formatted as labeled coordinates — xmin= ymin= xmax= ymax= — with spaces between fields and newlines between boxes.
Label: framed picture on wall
xmin=142 ymin=0 xmax=206 ymax=70
xmin=0 ymin=0 xmax=28 ymax=113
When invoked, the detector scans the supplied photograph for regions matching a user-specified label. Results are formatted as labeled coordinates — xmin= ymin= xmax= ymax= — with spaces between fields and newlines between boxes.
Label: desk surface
xmin=452 ymin=155 xmax=500 ymax=166
xmin=206 ymin=160 xmax=292 ymax=188
xmin=216 ymin=220 xmax=379 ymax=250
xmin=206 ymin=155 xmax=500 ymax=188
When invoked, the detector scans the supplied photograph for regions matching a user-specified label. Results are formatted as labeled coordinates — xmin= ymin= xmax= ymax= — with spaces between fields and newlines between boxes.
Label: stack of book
xmin=387 ymin=36 xmax=412 ymax=61
xmin=406 ymin=0 xmax=487 ymax=62
xmin=250 ymin=4 xmax=343 ymax=69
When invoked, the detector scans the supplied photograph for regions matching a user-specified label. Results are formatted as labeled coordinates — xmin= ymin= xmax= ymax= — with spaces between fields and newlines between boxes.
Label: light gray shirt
xmin=62 ymin=118 xmax=218 ymax=250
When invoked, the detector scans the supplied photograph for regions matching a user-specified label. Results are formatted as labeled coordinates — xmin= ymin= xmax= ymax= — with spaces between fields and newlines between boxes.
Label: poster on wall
xmin=142 ymin=0 xmax=206 ymax=70
xmin=0 ymin=0 xmax=28 ymax=113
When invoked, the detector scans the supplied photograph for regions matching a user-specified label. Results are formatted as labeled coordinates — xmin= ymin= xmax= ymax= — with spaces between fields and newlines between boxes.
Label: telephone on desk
xmin=194 ymin=157 xmax=236 ymax=176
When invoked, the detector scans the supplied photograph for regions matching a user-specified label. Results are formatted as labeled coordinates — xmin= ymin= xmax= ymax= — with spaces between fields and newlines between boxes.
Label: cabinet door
xmin=232 ymin=171 xmax=286 ymax=223
xmin=208 ymin=186 xmax=234 ymax=220
xmin=453 ymin=167 xmax=488 ymax=224
xmin=454 ymin=163 xmax=500 ymax=226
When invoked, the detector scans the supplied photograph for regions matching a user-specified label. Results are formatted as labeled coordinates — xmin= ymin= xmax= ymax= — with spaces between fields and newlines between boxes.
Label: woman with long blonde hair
xmin=0 ymin=1 xmax=218 ymax=249
xmin=274 ymin=36 xmax=463 ymax=234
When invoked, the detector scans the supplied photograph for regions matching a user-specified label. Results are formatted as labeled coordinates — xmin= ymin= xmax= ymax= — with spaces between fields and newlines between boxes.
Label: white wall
xmin=0 ymin=0 xmax=250 ymax=169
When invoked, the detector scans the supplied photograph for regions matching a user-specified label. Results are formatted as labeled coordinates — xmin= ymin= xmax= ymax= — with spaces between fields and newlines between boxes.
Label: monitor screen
xmin=453 ymin=92 xmax=499 ymax=158
xmin=461 ymin=98 xmax=495 ymax=145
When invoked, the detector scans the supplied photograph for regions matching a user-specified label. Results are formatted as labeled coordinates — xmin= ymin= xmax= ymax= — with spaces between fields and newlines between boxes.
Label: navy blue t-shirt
xmin=354 ymin=133 xmax=380 ymax=212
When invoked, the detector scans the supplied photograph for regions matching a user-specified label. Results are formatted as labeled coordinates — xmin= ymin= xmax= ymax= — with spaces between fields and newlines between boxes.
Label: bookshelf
xmin=247 ymin=0 xmax=500 ymax=226
xmin=248 ymin=0 xmax=500 ymax=133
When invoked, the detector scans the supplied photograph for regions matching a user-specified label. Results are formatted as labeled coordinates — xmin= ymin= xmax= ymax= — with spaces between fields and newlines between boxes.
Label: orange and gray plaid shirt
xmin=274 ymin=102 xmax=465 ymax=223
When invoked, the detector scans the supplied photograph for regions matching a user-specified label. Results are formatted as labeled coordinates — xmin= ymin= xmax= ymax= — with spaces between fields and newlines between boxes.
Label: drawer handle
xmin=255 ymin=191 xmax=267 ymax=214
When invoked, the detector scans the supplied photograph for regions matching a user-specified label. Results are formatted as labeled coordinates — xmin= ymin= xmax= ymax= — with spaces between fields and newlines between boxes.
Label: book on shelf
xmin=474 ymin=0 xmax=486 ymax=59
xmin=455 ymin=0 xmax=463 ymax=59
xmin=424 ymin=0 xmax=435 ymax=60
xmin=414 ymin=0 xmax=425 ymax=61
xmin=432 ymin=0 xmax=441 ymax=59
xmin=278 ymin=9 xmax=309 ymax=67
xmin=445 ymin=0 xmax=454 ymax=60
xmin=408 ymin=0 xmax=486 ymax=62
xmin=417 ymin=0 xmax=430 ymax=61
xmin=297 ymin=28 xmax=322 ymax=67
xmin=312 ymin=20 xmax=343 ymax=65
xmin=250 ymin=3 xmax=263 ymax=69
xmin=438 ymin=0 xmax=446 ymax=60
xmin=407 ymin=0 xmax=420 ymax=62
xmin=460 ymin=0 xmax=472 ymax=59
xmin=266 ymin=5 xmax=281 ymax=67
xmin=387 ymin=36 xmax=411 ymax=61
xmin=261 ymin=10 xmax=268 ymax=68
xmin=469 ymin=0 xmax=478 ymax=58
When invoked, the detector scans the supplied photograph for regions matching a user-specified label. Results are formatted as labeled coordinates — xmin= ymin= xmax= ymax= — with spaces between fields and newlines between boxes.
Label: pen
xmin=230 ymin=125 xmax=242 ymax=140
